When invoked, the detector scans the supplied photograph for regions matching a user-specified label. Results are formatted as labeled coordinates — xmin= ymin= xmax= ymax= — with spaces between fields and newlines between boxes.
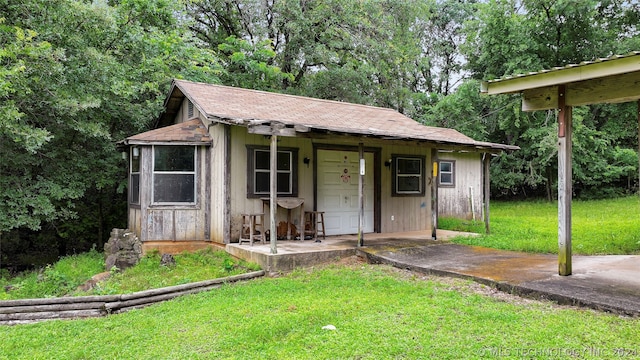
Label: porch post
xmin=483 ymin=153 xmax=491 ymax=234
xmin=358 ymin=142 xmax=364 ymax=247
xmin=637 ymin=100 xmax=639 ymax=197
xmin=558 ymin=85 xmax=572 ymax=276
xmin=431 ymin=148 xmax=438 ymax=240
xmin=270 ymin=134 xmax=278 ymax=254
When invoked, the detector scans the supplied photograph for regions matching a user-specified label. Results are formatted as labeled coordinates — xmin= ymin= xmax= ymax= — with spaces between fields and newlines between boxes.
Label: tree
xmin=0 ymin=0 xmax=221 ymax=266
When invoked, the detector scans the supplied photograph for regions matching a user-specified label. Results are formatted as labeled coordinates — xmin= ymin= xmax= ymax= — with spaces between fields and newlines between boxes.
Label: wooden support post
xmin=358 ymin=142 xmax=365 ymax=247
xmin=483 ymin=153 xmax=491 ymax=234
xmin=637 ymin=100 xmax=639 ymax=197
xmin=431 ymin=149 xmax=438 ymax=240
xmin=270 ymin=135 xmax=278 ymax=254
xmin=557 ymin=85 xmax=572 ymax=276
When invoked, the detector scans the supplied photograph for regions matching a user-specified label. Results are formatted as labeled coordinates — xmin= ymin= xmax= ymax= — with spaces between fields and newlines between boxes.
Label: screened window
xmin=153 ymin=145 xmax=196 ymax=203
xmin=439 ymin=160 xmax=455 ymax=187
xmin=247 ymin=146 xmax=298 ymax=198
xmin=392 ymin=155 xmax=425 ymax=196
xmin=129 ymin=147 xmax=140 ymax=204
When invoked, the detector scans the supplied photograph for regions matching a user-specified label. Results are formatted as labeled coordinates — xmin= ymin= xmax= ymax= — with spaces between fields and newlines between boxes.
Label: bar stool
xmin=304 ymin=211 xmax=326 ymax=242
xmin=239 ymin=213 xmax=265 ymax=245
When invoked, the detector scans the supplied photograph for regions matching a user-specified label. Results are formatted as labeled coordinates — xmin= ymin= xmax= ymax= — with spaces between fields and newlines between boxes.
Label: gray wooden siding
xmin=208 ymin=123 xmax=227 ymax=243
xmin=378 ymin=143 xmax=432 ymax=233
xmin=438 ymin=152 xmax=483 ymax=220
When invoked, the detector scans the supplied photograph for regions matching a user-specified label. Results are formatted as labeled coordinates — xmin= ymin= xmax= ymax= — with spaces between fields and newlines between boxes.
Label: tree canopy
xmin=1 ymin=0 xmax=639 ymax=267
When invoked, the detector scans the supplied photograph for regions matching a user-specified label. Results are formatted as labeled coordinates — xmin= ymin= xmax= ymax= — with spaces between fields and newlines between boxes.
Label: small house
xmin=120 ymin=80 xmax=516 ymax=253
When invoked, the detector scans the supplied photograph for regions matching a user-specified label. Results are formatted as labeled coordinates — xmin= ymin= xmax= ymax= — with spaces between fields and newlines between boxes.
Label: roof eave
xmin=481 ymin=52 xmax=640 ymax=95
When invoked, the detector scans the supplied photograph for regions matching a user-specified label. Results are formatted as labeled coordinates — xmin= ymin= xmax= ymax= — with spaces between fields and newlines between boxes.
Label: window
xmin=247 ymin=146 xmax=298 ymax=198
xmin=392 ymin=155 xmax=425 ymax=196
xmin=439 ymin=160 xmax=455 ymax=187
xmin=129 ymin=147 xmax=140 ymax=204
xmin=153 ymin=145 xmax=196 ymax=203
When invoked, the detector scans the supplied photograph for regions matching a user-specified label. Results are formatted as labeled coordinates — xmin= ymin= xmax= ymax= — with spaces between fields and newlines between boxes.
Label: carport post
xmin=558 ymin=85 xmax=572 ymax=276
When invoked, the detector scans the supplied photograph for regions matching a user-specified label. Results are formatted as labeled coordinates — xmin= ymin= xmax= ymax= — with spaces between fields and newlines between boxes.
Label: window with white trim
xmin=153 ymin=145 xmax=196 ymax=203
xmin=247 ymin=146 xmax=298 ymax=198
xmin=438 ymin=160 xmax=455 ymax=187
xmin=392 ymin=155 xmax=425 ymax=196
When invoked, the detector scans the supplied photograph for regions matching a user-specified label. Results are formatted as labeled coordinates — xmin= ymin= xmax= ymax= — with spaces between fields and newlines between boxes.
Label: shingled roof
xmin=155 ymin=79 xmax=517 ymax=152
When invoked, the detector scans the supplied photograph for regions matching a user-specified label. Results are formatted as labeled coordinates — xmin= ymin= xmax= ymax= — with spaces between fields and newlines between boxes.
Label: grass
xmin=446 ymin=196 xmax=640 ymax=255
xmin=1 ymin=263 xmax=639 ymax=359
xmin=0 ymin=249 xmax=104 ymax=300
xmin=0 ymin=248 xmax=260 ymax=300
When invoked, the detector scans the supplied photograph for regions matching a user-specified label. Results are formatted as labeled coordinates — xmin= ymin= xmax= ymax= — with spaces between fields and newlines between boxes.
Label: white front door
xmin=317 ymin=149 xmax=374 ymax=235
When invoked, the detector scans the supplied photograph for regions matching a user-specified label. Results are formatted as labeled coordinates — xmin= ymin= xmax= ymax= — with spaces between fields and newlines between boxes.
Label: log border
xmin=0 ymin=270 xmax=265 ymax=325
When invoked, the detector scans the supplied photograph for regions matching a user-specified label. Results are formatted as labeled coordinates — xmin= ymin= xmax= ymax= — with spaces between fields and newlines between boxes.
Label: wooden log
xmin=0 ymin=302 xmax=106 ymax=314
xmin=106 ymin=284 xmax=223 ymax=312
xmin=0 ymin=295 xmax=119 ymax=308
xmin=0 ymin=309 xmax=103 ymax=321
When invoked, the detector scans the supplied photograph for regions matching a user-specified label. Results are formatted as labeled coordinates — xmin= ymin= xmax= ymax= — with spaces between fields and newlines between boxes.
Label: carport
xmin=481 ymin=52 xmax=640 ymax=275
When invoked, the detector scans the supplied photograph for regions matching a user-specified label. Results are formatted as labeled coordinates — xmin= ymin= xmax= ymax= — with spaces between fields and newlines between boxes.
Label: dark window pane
xmin=154 ymin=174 xmax=195 ymax=202
xmin=255 ymin=150 xmax=270 ymax=170
xmin=398 ymin=176 xmax=420 ymax=192
xmin=154 ymin=146 xmax=194 ymax=172
xmin=397 ymin=158 xmax=421 ymax=174
xmin=277 ymin=172 xmax=291 ymax=193
xmin=255 ymin=172 xmax=270 ymax=193
xmin=131 ymin=154 xmax=140 ymax=172
xmin=440 ymin=161 xmax=451 ymax=173
xmin=130 ymin=174 xmax=140 ymax=203
xmin=277 ymin=152 xmax=291 ymax=171
xmin=441 ymin=173 xmax=453 ymax=185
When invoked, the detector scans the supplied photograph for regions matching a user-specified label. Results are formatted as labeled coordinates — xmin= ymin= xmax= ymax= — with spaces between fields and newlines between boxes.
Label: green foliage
xmin=85 ymin=248 xmax=260 ymax=295
xmin=0 ymin=248 xmax=260 ymax=299
xmin=1 ymin=265 xmax=639 ymax=358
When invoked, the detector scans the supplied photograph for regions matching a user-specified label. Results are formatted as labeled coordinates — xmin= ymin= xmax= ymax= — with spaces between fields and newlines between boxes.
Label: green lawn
xmin=447 ymin=196 xmax=640 ymax=255
xmin=1 ymin=263 xmax=639 ymax=359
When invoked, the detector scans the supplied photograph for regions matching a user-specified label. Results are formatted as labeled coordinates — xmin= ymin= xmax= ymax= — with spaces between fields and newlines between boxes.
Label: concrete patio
xmin=225 ymin=229 xmax=472 ymax=273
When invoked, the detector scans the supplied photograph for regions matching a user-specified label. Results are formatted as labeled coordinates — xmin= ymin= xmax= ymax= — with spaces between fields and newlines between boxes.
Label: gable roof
xmin=158 ymin=79 xmax=518 ymax=152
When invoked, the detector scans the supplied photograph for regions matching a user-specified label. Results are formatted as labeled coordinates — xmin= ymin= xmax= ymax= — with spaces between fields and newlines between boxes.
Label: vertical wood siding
xmin=378 ymin=143 xmax=431 ymax=233
xmin=437 ymin=152 xmax=483 ymax=220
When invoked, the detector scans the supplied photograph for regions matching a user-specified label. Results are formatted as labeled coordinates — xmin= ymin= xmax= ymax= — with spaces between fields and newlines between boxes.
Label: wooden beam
xmin=522 ymin=71 xmax=640 ymax=111
xmin=248 ymin=123 xmax=297 ymax=137
xmin=557 ymin=85 xmax=572 ymax=276
xmin=269 ymin=135 xmax=278 ymax=255
xmin=358 ymin=143 xmax=365 ymax=247
xmin=431 ymin=149 xmax=438 ymax=240
xmin=483 ymin=154 xmax=491 ymax=234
